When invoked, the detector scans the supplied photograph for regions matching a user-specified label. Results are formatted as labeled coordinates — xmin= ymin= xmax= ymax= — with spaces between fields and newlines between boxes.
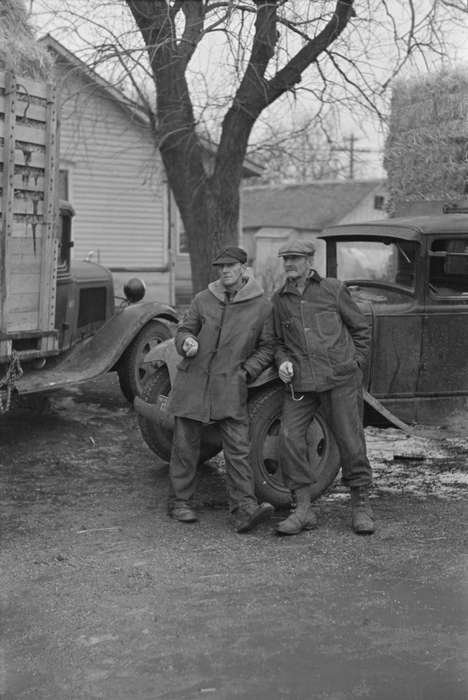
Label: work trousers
xmin=169 ymin=415 xmax=258 ymax=513
xmin=280 ymin=370 xmax=372 ymax=491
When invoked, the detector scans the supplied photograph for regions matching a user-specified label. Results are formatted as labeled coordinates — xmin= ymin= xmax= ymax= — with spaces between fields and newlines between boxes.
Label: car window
xmin=336 ymin=239 xmax=417 ymax=289
xmin=429 ymin=238 xmax=468 ymax=296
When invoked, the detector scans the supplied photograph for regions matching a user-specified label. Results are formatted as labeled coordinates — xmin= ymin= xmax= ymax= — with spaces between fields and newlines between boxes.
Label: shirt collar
xmin=279 ymin=269 xmax=322 ymax=295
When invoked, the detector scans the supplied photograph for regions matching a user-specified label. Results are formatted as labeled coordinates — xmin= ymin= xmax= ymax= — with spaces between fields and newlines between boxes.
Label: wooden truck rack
xmin=0 ymin=70 xmax=59 ymax=363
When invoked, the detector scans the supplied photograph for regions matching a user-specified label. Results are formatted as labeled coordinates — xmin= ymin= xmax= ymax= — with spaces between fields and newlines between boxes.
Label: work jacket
xmin=168 ymin=276 xmax=274 ymax=423
xmin=272 ymin=270 xmax=370 ymax=392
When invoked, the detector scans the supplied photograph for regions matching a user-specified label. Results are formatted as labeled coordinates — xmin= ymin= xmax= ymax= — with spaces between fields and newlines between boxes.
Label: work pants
xmin=169 ymin=415 xmax=258 ymax=513
xmin=279 ymin=370 xmax=372 ymax=491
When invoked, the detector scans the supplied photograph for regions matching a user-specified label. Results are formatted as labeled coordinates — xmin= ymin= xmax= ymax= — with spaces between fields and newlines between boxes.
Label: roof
xmin=40 ymin=34 xmax=262 ymax=178
xmin=322 ymin=213 xmax=468 ymax=241
xmin=241 ymin=180 xmax=384 ymax=230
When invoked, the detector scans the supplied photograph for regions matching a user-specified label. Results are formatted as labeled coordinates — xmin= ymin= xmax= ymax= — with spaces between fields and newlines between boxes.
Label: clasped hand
xmin=278 ymin=361 xmax=294 ymax=383
xmin=182 ymin=337 xmax=199 ymax=357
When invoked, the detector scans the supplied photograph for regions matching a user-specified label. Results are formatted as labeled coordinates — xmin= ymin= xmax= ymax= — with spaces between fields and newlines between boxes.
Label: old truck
xmin=134 ymin=203 xmax=468 ymax=507
xmin=0 ymin=71 xmax=178 ymax=413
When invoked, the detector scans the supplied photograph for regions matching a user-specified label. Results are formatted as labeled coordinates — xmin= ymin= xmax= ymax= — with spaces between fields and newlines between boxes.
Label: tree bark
xmin=126 ymin=0 xmax=355 ymax=293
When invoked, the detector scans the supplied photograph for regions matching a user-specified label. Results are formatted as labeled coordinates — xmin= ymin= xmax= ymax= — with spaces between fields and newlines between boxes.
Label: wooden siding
xmin=55 ymin=66 xmax=167 ymax=270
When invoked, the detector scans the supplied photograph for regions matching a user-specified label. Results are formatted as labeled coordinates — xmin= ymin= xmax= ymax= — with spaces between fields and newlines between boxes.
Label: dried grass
xmin=0 ymin=0 xmax=54 ymax=79
xmin=384 ymin=68 xmax=468 ymax=214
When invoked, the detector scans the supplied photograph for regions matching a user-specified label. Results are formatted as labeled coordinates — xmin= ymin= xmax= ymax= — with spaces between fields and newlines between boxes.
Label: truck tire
xmin=118 ymin=320 xmax=172 ymax=402
xmin=137 ymin=365 xmax=222 ymax=464
xmin=248 ymin=384 xmax=341 ymax=508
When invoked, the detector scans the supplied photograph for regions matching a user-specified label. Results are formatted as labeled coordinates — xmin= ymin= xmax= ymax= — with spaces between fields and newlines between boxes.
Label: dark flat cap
xmin=278 ymin=240 xmax=316 ymax=257
xmin=212 ymin=246 xmax=247 ymax=265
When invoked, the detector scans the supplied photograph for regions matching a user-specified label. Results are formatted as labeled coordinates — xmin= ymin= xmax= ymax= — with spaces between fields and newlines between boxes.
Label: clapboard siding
xmin=55 ymin=65 xmax=167 ymax=269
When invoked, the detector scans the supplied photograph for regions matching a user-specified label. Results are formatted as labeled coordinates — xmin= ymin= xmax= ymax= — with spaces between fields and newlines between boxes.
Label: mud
xmin=1 ymin=375 xmax=467 ymax=699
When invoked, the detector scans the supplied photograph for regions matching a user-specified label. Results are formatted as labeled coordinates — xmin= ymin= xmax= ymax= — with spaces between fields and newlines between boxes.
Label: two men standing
xmin=167 ymin=241 xmax=374 ymax=536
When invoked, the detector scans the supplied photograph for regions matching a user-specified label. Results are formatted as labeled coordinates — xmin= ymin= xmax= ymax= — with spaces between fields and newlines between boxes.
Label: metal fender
xmin=14 ymin=301 xmax=178 ymax=395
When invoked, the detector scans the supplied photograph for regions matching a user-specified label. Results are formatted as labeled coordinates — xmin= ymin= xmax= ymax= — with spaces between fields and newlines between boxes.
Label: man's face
xmin=282 ymin=254 xmax=311 ymax=280
xmin=217 ymin=261 xmax=244 ymax=288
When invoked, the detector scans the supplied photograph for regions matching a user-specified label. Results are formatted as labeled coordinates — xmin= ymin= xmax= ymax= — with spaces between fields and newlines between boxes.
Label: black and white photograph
xmin=1 ymin=1 xmax=467 ymax=698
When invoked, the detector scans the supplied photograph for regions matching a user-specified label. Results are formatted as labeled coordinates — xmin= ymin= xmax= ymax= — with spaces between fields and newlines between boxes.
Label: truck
xmin=134 ymin=202 xmax=468 ymax=507
xmin=0 ymin=71 xmax=178 ymax=413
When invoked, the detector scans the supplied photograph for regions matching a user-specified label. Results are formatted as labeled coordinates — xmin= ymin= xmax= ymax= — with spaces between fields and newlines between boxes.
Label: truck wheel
xmin=118 ymin=320 xmax=172 ymax=402
xmin=248 ymin=384 xmax=341 ymax=508
xmin=137 ymin=365 xmax=222 ymax=464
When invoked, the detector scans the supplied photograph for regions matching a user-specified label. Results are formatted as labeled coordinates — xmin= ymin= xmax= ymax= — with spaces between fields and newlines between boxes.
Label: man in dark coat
xmin=167 ymin=246 xmax=275 ymax=533
xmin=272 ymin=239 xmax=374 ymax=536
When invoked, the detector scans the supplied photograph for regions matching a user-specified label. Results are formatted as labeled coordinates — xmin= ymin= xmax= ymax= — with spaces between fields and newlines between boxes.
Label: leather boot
xmin=276 ymin=487 xmax=318 ymax=535
xmin=350 ymin=487 xmax=374 ymax=534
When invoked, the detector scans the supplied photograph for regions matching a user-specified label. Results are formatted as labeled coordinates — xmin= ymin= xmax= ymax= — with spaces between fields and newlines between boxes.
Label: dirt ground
xmin=1 ymin=374 xmax=467 ymax=700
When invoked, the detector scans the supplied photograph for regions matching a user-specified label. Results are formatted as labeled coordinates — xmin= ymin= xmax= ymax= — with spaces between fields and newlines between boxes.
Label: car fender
xmin=14 ymin=301 xmax=178 ymax=395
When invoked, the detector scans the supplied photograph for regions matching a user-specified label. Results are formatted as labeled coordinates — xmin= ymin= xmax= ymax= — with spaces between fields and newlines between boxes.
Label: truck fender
xmin=14 ymin=302 xmax=178 ymax=395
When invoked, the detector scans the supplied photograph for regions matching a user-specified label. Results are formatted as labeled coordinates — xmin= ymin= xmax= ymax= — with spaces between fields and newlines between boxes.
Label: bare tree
xmin=30 ymin=0 xmax=466 ymax=292
xmin=251 ymin=114 xmax=344 ymax=185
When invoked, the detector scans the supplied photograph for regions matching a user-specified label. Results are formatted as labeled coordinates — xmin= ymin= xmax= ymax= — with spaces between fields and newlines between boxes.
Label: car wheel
xmin=248 ymin=384 xmax=341 ymax=508
xmin=118 ymin=320 xmax=172 ymax=402
xmin=137 ymin=365 xmax=222 ymax=464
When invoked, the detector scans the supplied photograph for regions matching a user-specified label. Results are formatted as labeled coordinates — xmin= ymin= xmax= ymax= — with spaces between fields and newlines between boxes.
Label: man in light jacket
xmin=272 ymin=239 xmax=374 ymax=536
xmin=167 ymin=246 xmax=274 ymax=533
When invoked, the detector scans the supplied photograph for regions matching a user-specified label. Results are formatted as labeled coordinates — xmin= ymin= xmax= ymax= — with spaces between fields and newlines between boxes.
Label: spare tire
xmin=137 ymin=365 xmax=222 ymax=464
xmin=248 ymin=383 xmax=341 ymax=508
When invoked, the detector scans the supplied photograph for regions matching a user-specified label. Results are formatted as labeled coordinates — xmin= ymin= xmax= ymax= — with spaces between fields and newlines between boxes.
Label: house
xmin=241 ymin=179 xmax=388 ymax=292
xmin=41 ymin=35 xmax=260 ymax=305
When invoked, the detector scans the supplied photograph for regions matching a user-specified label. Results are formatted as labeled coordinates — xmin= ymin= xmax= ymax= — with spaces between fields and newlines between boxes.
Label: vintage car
xmin=134 ymin=204 xmax=468 ymax=507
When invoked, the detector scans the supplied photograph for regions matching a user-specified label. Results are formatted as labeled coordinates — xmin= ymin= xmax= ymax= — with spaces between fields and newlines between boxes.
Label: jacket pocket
xmin=316 ymin=311 xmax=341 ymax=338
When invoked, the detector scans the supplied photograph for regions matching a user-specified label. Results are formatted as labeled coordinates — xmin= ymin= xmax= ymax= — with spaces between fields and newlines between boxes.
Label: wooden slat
xmin=8 ymin=232 xmax=43 ymax=247
xmin=8 ymin=258 xmax=41 ymax=274
xmin=6 ymin=311 xmax=39 ymax=332
xmin=11 ymin=198 xmax=44 ymax=216
xmin=12 ymin=172 xmax=46 ymax=193
xmin=13 ymin=123 xmax=47 ymax=146
xmin=6 ymin=291 xmax=40 ymax=315
xmin=9 ymin=272 xmax=41 ymax=295
xmin=15 ymin=75 xmax=49 ymax=101
xmin=0 ymin=147 xmax=46 ymax=170
xmin=0 ymin=94 xmax=47 ymax=122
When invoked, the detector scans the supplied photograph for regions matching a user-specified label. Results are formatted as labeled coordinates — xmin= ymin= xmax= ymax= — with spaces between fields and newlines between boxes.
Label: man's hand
xmin=279 ymin=361 xmax=294 ymax=383
xmin=182 ymin=337 xmax=199 ymax=357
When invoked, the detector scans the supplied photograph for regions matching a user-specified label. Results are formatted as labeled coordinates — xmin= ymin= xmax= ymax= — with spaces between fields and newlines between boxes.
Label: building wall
xmin=55 ymin=62 xmax=169 ymax=282
xmin=337 ymin=184 xmax=388 ymax=224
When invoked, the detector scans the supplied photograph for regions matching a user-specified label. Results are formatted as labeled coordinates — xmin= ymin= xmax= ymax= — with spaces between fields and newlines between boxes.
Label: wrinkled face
xmin=216 ymin=261 xmax=245 ymax=288
xmin=282 ymin=254 xmax=311 ymax=280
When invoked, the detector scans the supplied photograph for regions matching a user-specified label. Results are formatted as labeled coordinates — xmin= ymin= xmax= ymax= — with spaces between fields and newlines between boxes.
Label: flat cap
xmin=278 ymin=239 xmax=316 ymax=257
xmin=212 ymin=246 xmax=247 ymax=265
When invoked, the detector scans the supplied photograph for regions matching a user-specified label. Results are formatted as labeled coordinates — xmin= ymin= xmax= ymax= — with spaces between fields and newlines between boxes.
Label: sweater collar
xmin=208 ymin=275 xmax=264 ymax=302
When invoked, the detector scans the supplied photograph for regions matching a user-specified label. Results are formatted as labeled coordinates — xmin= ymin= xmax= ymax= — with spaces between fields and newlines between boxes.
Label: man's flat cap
xmin=212 ymin=246 xmax=247 ymax=265
xmin=278 ymin=240 xmax=316 ymax=257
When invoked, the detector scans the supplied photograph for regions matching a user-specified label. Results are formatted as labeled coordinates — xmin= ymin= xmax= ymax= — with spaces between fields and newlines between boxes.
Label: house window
xmin=58 ymin=169 xmax=69 ymax=201
xmin=374 ymin=195 xmax=385 ymax=210
xmin=178 ymin=220 xmax=189 ymax=254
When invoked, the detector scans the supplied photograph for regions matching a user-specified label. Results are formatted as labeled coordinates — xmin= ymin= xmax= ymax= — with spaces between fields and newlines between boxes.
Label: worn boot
xmin=350 ymin=487 xmax=374 ymax=535
xmin=276 ymin=487 xmax=318 ymax=535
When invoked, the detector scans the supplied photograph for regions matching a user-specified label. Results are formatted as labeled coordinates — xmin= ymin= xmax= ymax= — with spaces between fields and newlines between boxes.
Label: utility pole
xmin=332 ymin=134 xmax=373 ymax=179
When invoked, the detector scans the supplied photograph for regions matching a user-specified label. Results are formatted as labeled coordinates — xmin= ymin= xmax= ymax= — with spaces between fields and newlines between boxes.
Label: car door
xmin=418 ymin=234 xmax=468 ymax=396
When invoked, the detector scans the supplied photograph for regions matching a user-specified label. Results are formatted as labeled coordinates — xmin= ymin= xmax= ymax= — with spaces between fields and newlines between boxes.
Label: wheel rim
xmin=259 ymin=411 xmax=331 ymax=492
xmin=136 ymin=333 xmax=169 ymax=390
